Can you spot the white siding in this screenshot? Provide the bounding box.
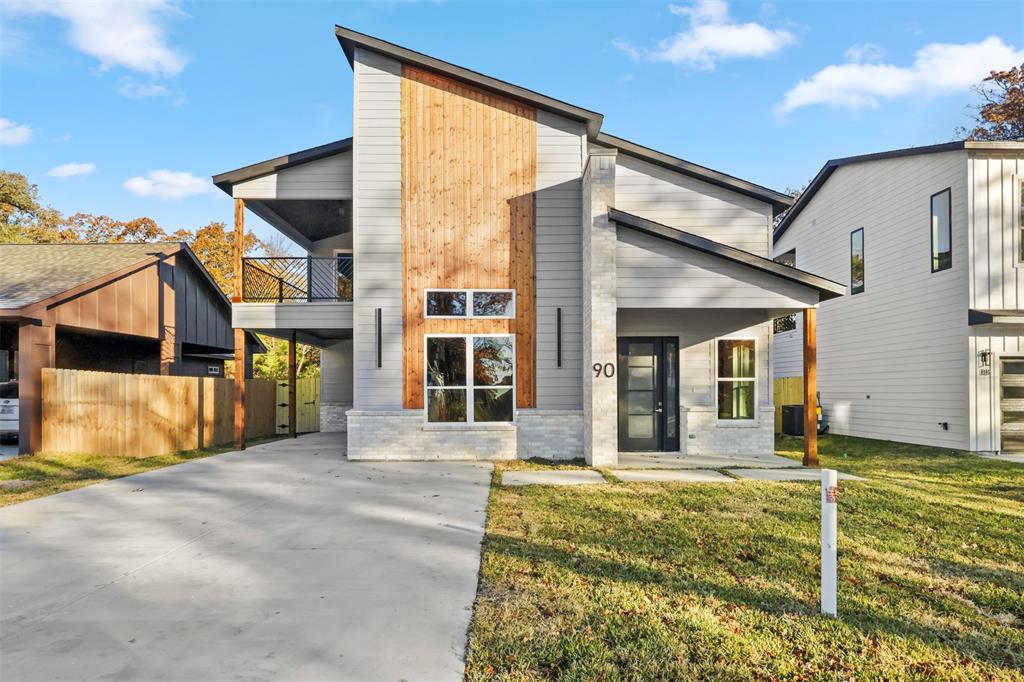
[614,154,773,256]
[309,232,353,257]
[535,110,585,409]
[231,302,353,329]
[351,48,403,409]
[617,229,819,310]
[967,151,1024,310]
[774,151,970,449]
[233,151,353,200]
[321,339,354,404]
[772,316,803,378]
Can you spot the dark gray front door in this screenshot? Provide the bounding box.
[617,337,679,452]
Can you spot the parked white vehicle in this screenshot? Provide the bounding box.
[0,382,18,441]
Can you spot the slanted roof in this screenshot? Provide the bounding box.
[774,140,1024,242]
[0,242,180,309]
[595,133,795,215]
[609,208,845,301]
[334,26,604,137]
[212,138,353,194]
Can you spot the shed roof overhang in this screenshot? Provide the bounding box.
[969,309,1024,326]
[212,139,354,252]
[334,26,604,138]
[609,208,846,303]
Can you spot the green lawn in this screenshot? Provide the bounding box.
[465,435,1024,680]
[0,436,283,506]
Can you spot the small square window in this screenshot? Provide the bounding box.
[426,291,467,317]
[207,365,221,376]
[472,291,514,317]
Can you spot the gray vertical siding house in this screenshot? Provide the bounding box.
[215,26,843,464]
[773,141,1024,453]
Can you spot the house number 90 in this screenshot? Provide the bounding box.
[593,362,615,378]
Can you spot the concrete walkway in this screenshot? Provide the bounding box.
[0,433,492,682]
[615,451,798,469]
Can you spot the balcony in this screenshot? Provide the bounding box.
[242,256,353,303]
[234,256,354,345]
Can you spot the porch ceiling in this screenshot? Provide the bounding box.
[244,199,351,251]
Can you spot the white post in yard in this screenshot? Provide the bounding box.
[821,468,838,616]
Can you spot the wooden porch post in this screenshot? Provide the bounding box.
[233,198,246,450]
[803,307,819,467]
[17,322,55,455]
[288,331,297,439]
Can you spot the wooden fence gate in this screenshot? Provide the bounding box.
[773,377,804,433]
[275,375,320,435]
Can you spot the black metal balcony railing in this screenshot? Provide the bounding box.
[242,256,353,302]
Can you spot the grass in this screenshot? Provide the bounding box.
[0,436,284,506]
[465,434,1024,680]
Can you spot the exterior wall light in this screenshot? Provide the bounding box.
[978,349,992,368]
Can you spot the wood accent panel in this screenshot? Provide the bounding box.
[50,265,160,338]
[401,65,537,409]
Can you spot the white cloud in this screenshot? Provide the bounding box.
[118,79,172,99]
[614,0,796,70]
[0,118,33,145]
[779,36,1024,113]
[123,170,213,200]
[844,43,885,63]
[47,162,95,178]
[7,0,187,77]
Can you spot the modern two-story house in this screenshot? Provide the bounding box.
[774,141,1024,454]
[215,26,844,465]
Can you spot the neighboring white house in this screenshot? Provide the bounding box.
[214,26,843,464]
[774,141,1024,454]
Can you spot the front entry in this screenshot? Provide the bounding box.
[617,337,679,452]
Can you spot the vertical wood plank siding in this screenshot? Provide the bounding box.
[400,65,537,409]
[41,368,277,456]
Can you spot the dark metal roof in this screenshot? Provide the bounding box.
[609,208,846,301]
[212,138,353,194]
[334,25,604,137]
[773,140,1024,242]
[597,133,795,215]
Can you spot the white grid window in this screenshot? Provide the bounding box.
[425,334,515,423]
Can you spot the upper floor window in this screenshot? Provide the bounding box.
[850,228,865,295]
[930,189,952,272]
[425,289,515,318]
[1017,177,1024,264]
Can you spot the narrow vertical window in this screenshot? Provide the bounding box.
[931,188,952,272]
[850,228,865,295]
[717,339,756,420]
[1017,178,1024,264]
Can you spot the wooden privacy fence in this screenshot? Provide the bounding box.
[773,377,804,433]
[275,375,320,435]
[41,368,277,456]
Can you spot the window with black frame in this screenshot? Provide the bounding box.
[931,189,952,272]
[426,335,514,423]
[850,228,865,295]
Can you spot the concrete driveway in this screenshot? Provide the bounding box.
[0,433,493,682]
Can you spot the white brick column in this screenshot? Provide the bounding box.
[581,149,618,466]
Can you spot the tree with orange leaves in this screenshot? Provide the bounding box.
[958,63,1024,142]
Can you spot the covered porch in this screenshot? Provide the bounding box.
[586,207,845,468]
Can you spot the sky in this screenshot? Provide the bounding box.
[1,0,1022,252]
